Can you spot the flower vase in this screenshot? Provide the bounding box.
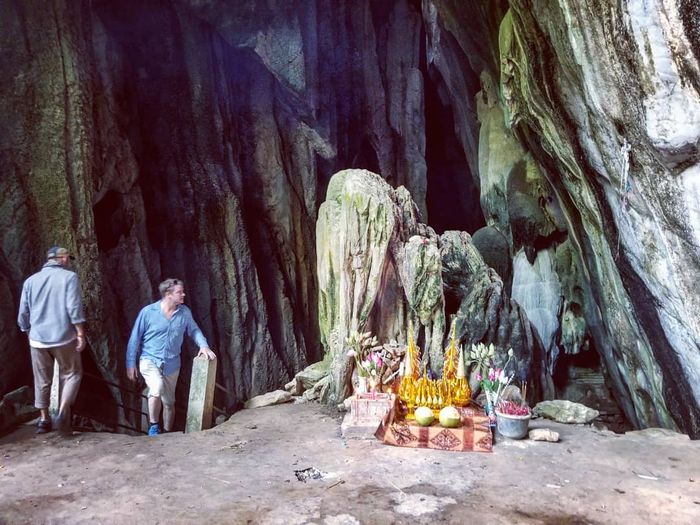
[357,376,368,394]
[485,401,497,430]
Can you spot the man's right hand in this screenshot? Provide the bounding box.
[127,367,139,382]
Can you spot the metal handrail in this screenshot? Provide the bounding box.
[215,382,230,394]
[73,409,146,435]
[83,371,147,399]
[113,402,148,418]
[65,365,224,433]
[76,371,150,432]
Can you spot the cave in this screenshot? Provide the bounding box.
[424,67,485,234]
[1,0,699,447]
[4,1,700,521]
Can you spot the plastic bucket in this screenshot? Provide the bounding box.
[495,411,531,439]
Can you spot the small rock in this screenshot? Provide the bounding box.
[244,390,293,409]
[215,415,227,426]
[529,428,560,442]
[302,388,320,402]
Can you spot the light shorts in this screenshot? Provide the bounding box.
[139,358,180,407]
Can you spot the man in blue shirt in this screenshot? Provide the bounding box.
[18,246,86,435]
[126,278,215,435]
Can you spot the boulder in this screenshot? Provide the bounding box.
[292,361,329,395]
[0,386,38,434]
[534,400,599,424]
[471,226,511,284]
[244,390,293,409]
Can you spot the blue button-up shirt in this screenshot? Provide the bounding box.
[126,301,209,376]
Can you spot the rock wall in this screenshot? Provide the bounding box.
[426,0,700,437]
[0,0,435,419]
[499,0,700,436]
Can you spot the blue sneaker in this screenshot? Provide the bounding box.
[147,423,160,436]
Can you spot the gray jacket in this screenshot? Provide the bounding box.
[17,262,86,345]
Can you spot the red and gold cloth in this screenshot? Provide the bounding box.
[374,404,492,453]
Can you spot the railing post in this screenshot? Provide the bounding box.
[49,363,60,416]
[185,355,217,433]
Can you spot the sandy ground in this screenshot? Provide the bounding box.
[0,402,698,525]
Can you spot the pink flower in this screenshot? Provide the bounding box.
[488,368,496,381]
[347,350,357,357]
[476,373,483,381]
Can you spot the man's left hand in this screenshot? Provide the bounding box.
[197,347,216,360]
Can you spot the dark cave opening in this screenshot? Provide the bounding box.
[93,190,129,252]
[350,135,381,174]
[443,288,462,329]
[553,345,630,432]
[424,73,485,235]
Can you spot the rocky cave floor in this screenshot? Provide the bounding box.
[0,403,698,525]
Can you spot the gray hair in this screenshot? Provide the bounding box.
[159,278,184,298]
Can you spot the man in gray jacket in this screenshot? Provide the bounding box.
[18,246,86,434]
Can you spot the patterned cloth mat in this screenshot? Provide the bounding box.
[374,403,493,452]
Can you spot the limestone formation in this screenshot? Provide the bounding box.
[317,170,540,402]
[317,170,443,403]
[440,230,550,398]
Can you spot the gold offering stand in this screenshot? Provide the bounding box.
[397,322,471,419]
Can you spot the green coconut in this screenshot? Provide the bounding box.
[415,406,435,426]
[439,406,461,428]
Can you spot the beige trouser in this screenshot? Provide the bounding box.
[139,358,179,407]
[31,343,83,410]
